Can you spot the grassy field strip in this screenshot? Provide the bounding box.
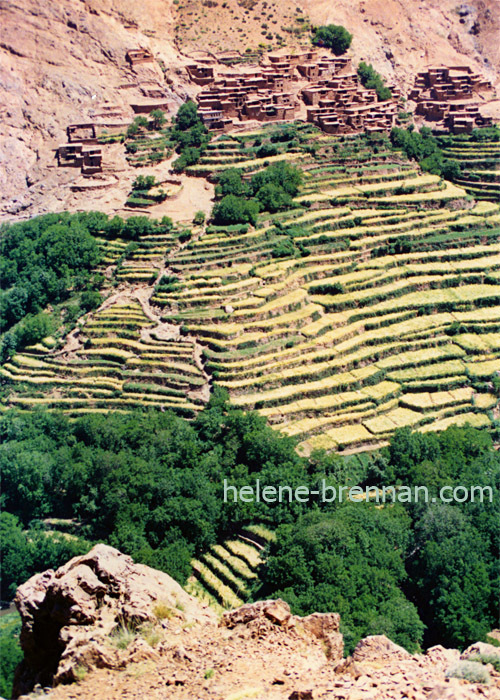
[356,242,500,271]
[465,358,500,377]
[388,359,466,382]
[454,333,500,353]
[371,181,467,204]
[279,405,378,437]
[420,412,491,433]
[191,560,244,608]
[312,274,460,308]
[259,390,376,418]
[400,387,474,411]
[229,365,381,408]
[230,288,308,319]
[295,173,441,203]
[352,284,499,317]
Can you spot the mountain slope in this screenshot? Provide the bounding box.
[1,0,499,218]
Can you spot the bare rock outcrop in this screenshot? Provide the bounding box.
[220,599,344,662]
[13,544,215,698]
[461,641,500,661]
[352,634,412,663]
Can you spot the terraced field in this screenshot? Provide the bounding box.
[438,134,500,202]
[186,525,274,610]
[1,227,208,417]
[164,128,500,452]
[2,126,499,451]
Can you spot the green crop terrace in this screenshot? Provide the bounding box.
[2,125,499,452]
[438,133,500,202]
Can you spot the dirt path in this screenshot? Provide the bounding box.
[50,220,213,404]
[134,283,212,403]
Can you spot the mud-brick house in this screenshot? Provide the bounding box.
[187,64,215,86]
[126,49,154,66]
[67,123,97,144]
[57,143,103,173]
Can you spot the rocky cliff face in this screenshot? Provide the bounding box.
[13,545,500,700]
[13,544,216,696]
[0,0,190,215]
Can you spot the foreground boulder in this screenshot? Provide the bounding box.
[220,599,343,659]
[13,544,215,697]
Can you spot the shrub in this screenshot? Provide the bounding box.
[312,24,352,55]
[256,143,278,158]
[445,661,490,684]
[469,654,500,673]
[109,622,136,650]
[193,211,206,225]
[271,238,295,258]
[132,175,156,191]
[153,602,175,620]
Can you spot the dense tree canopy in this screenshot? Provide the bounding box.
[0,212,173,361]
[211,194,260,225]
[390,127,462,180]
[171,101,210,171]
[0,394,497,655]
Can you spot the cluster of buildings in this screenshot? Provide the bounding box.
[190,50,386,133]
[303,72,400,134]
[409,66,494,133]
[190,49,403,134]
[55,47,497,179]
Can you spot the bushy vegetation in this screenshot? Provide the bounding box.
[260,425,499,652]
[312,24,352,55]
[212,194,260,226]
[0,213,101,334]
[0,393,498,656]
[445,660,491,684]
[391,126,462,180]
[357,62,392,101]
[126,175,168,208]
[212,161,303,223]
[171,101,211,172]
[0,612,22,698]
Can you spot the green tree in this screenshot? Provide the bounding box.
[357,62,392,101]
[312,24,352,55]
[150,109,166,130]
[255,183,292,212]
[216,168,248,197]
[259,505,424,653]
[80,290,102,312]
[175,101,200,131]
[212,195,259,225]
